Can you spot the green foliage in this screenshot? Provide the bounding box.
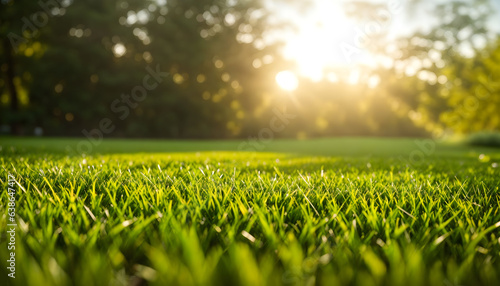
[467,132,500,148]
[438,39,500,133]
[1,0,499,138]
[361,0,499,136]
[1,138,499,285]
[0,0,286,138]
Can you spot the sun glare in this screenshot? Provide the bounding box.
[276,71,299,91]
[278,1,359,80]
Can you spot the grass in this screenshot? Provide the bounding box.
[0,137,499,286]
[2,136,499,156]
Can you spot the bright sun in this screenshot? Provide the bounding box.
[276,71,299,91]
[276,0,359,81]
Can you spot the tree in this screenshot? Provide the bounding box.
[0,0,52,135]
[343,0,499,136]
[0,0,288,139]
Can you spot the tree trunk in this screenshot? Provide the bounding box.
[3,37,21,135]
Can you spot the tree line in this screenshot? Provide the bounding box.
[1,0,498,139]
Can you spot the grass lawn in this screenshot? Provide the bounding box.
[1,137,499,285]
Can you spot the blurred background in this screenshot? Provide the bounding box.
[1,0,499,140]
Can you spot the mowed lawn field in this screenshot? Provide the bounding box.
[1,137,500,286]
